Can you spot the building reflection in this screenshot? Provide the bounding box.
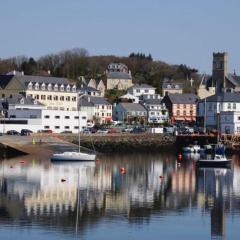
[0,153,239,237]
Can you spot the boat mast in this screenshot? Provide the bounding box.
[78,95,81,153]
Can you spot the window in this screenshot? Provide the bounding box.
[183,110,186,115]
[72,97,76,101]
[177,104,180,109]
[55,126,60,129]
[30,115,37,119]
[66,85,70,92]
[47,95,52,100]
[145,89,149,93]
[64,126,70,129]
[233,103,236,109]
[72,86,76,92]
[136,89,140,93]
[66,96,70,101]
[44,115,50,119]
[48,84,52,91]
[238,117,240,121]
[228,103,231,110]
[183,104,186,108]
[60,85,64,91]
[65,116,70,119]
[55,116,60,119]
[35,95,39,100]
[190,105,193,109]
[237,127,240,133]
[82,116,86,120]
[102,105,104,109]
[74,116,79,119]
[54,84,58,91]
[74,126,79,129]
[54,96,58,101]
[41,83,46,91]
[190,110,193,116]
[102,113,104,116]
[35,83,39,90]
[41,95,46,100]
[176,110,180,116]
[60,96,64,101]
[44,126,50,129]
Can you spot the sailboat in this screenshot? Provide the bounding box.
[51,95,96,161]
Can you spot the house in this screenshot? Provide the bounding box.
[220,111,240,134]
[140,94,169,124]
[106,63,133,90]
[113,102,147,124]
[127,84,155,98]
[162,93,198,123]
[162,81,183,96]
[81,96,112,124]
[79,86,101,97]
[0,94,87,133]
[0,71,78,111]
[119,93,139,103]
[80,77,105,96]
[198,92,240,130]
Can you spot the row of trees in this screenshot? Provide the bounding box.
[0,48,199,93]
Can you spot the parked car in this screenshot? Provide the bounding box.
[122,126,134,132]
[107,128,118,134]
[131,127,146,133]
[6,130,20,135]
[82,128,92,134]
[38,129,53,134]
[97,129,108,134]
[21,129,33,136]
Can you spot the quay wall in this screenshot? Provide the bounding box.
[60,133,176,153]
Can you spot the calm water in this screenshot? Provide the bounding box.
[0,151,240,240]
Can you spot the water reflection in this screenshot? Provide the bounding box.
[0,153,239,239]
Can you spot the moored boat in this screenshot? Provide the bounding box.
[196,154,231,167]
[51,151,96,161]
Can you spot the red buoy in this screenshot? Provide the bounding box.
[178,154,182,160]
[159,175,164,179]
[120,167,126,174]
[20,160,26,164]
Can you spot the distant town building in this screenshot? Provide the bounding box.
[162,81,183,96]
[0,94,87,133]
[113,102,147,124]
[106,63,133,90]
[140,94,169,123]
[79,86,101,97]
[162,93,198,123]
[80,77,105,96]
[81,96,112,124]
[198,52,240,98]
[127,84,155,98]
[0,72,78,111]
[119,93,139,103]
[198,92,240,133]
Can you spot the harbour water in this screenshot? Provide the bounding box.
[0,151,239,239]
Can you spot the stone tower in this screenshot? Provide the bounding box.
[212,52,228,93]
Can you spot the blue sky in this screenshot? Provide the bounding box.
[1,0,240,73]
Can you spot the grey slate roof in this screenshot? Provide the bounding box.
[167,93,198,104]
[79,86,100,92]
[6,94,43,106]
[142,98,162,105]
[106,72,131,80]
[226,74,240,86]
[119,103,147,112]
[81,96,111,107]
[0,75,14,89]
[200,92,240,103]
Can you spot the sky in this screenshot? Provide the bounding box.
[0,0,240,73]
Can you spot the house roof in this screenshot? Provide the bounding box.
[167,93,198,104]
[200,92,240,103]
[81,96,111,107]
[80,86,100,93]
[142,98,162,105]
[119,103,147,112]
[131,84,155,89]
[0,74,70,89]
[106,71,131,80]
[226,73,240,86]
[6,94,43,106]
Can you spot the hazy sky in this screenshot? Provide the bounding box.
[1,0,240,73]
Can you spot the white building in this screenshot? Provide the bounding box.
[220,111,240,134]
[127,84,155,98]
[81,95,112,124]
[0,94,87,133]
[140,94,169,124]
[198,92,240,133]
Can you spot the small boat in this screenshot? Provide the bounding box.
[196,154,231,168]
[51,151,96,161]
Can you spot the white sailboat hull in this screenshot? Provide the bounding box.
[51,152,96,161]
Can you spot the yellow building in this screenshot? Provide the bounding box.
[0,72,78,111]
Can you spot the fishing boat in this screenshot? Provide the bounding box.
[196,154,231,167]
[51,95,96,162]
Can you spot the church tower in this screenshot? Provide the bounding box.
[212,52,228,93]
